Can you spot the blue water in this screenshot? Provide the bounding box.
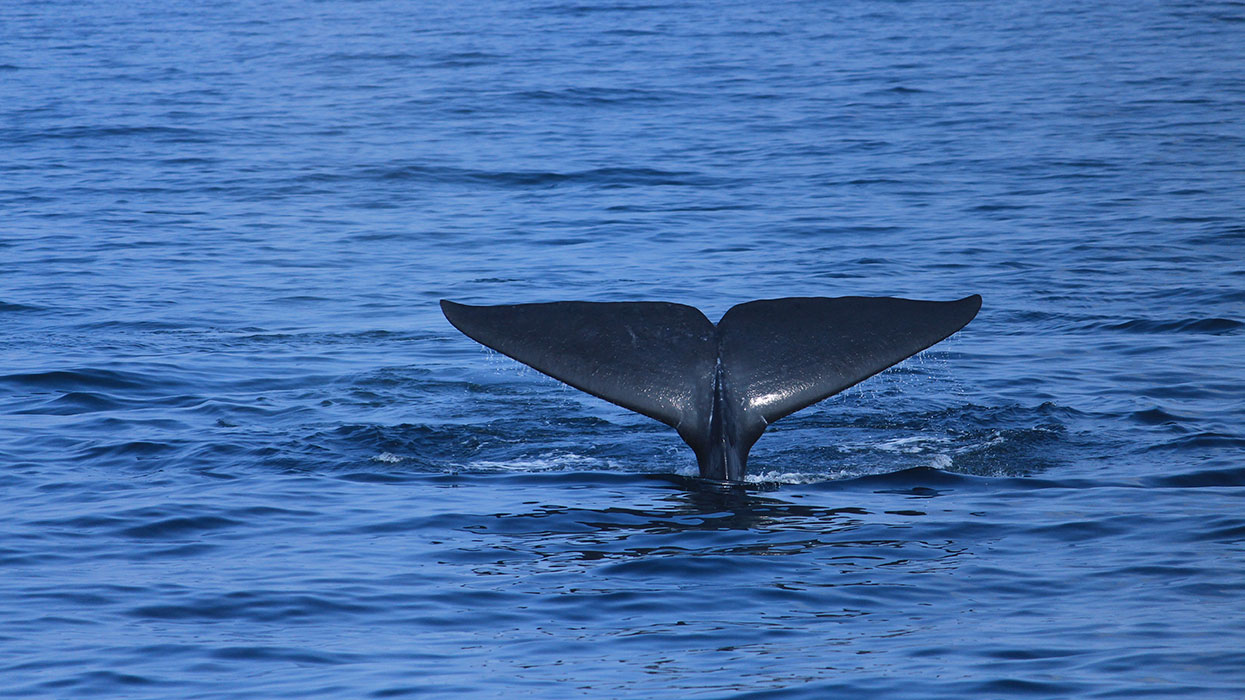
[3,0,1244,697]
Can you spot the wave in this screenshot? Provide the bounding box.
[1149,465,1245,488]
[0,124,216,145]
[0,368,153,391]
[1091,317,1242,334]
[1147,432,1245,452]
[1129,407,1193,425]
[342,164,730,189]
[0,301,46,313]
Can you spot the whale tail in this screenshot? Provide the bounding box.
[441,295,981,481]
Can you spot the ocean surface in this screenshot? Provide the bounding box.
[2,0,1244,697]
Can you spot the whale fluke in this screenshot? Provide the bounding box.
[440,300,718,449]
[441,295,981,481]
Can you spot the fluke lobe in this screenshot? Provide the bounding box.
[441,295,981,482]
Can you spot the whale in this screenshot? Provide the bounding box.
[441,295,981,482]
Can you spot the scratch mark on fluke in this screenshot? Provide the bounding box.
[440,295,981,481]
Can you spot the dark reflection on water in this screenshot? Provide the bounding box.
[449,474,968,588]
[486,483,871,539]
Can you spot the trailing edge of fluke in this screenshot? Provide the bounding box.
[441,295,981,482]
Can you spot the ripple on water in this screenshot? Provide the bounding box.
[2,0,1244,697]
